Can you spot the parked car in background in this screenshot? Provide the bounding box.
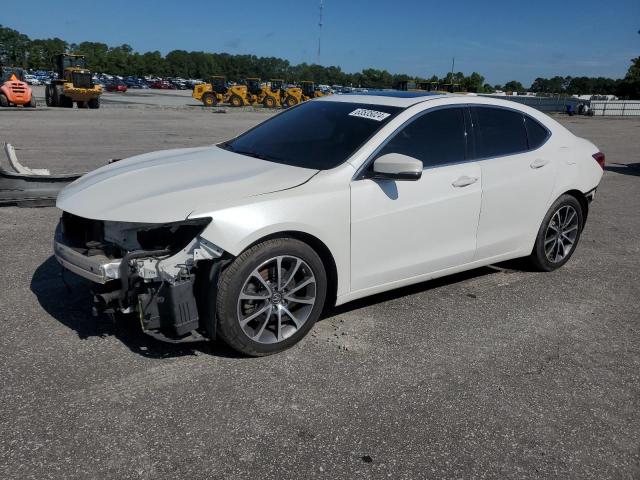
[24,74,42,85]
[150,80,176,90]
[53,93,604,356]
[105,81,128,93]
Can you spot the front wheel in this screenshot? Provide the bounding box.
[202,92,216,107]
[213,238,327,356]
[263,95,277,108]
[229,94,243,107]
[529,194,584,271]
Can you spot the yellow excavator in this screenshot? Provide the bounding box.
[45,54,102,108]
[193,76,252,107]
[282,81,327,107]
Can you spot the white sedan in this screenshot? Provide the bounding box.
[54,93,604,355]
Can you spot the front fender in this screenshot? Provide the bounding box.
[192,183,351,296]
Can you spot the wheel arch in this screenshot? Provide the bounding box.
[243,230,339,309]
[562,189,589,225]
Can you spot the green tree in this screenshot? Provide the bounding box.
[0,25,31,65]
[504,80,525,92]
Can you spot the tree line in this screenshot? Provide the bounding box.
[1,24,638,97]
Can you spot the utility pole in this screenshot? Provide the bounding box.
[451,57,455,78]
[317,0,324,64]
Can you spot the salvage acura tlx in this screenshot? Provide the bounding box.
[54,93,604,355]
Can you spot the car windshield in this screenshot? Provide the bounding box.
[220,101,403,170]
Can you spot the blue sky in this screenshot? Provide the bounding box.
[3,0,639,85]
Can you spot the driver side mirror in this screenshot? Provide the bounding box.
[371,153,423,181]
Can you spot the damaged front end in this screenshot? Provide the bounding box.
[54,212,224,342]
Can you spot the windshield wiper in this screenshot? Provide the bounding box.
[232,149,281,162]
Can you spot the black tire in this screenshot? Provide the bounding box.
[76,101,88,108]
[229,94,243,107]
[60,95,73,108]
[263,95,277,108]
[213,238,327,356]
[0,93,8,107]
[88,97,100,109]
[202,92,216,107]
[529,194,584,272]
[284,96,297,108]
[46,85,59,107]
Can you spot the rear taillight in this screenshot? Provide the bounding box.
[593,152,605,169]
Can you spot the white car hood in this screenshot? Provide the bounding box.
[56,146,317,222]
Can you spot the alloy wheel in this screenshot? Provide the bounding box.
[236,255,317,344]
[544,205,579,263]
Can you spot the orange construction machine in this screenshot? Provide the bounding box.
[0,67,36,108]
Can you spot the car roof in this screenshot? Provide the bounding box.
[317,91,451,108]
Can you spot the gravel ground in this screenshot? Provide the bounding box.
[0,95,638,479]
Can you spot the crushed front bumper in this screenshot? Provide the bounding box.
[53,218,222,341]
[54,228,121,283]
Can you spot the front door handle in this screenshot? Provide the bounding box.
[530,158,549,169]
[452,176,478,188]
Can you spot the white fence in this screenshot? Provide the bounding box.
[590,101,640,116]
[479,95,580,113]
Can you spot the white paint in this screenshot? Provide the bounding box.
[56,94,604,307]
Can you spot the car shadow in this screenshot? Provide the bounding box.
[322,262,520,319]
[33,255,532,358]
[605,162,640,177]
[30,256,241,359]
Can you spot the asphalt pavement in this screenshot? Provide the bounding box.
[0,99,638,479]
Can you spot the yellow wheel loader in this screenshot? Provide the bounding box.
[45,54,102,109]
[193,76,253,107]
[282,81,327,108]
[244,78,284,108]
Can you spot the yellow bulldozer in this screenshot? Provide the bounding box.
[193,76,253,107]
[45,54,102,108]
[282,81,327,108]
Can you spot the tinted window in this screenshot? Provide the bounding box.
[221,101,401,170]
[376,108,466,167]
[524,116,549,149]
[472,107,528,158]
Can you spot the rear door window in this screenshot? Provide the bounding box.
[376,107,467,168]
[471,107,528,158]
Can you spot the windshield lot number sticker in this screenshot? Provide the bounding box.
[349,108,391,121]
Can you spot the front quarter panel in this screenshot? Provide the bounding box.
[191,169,352,297]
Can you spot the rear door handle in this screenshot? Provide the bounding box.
[452,176,479,188]
[530,158,549,169]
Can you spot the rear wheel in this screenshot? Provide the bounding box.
[263,95,277,108]
[284,96,298,108]
[0,93,8,107]
[529,194,584,271]
[46,85,58,107]
[202,92,216,107]
[213,238,327,356]
[88,97,100,109]
[60,95,73,108]
[229,94,243,107]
